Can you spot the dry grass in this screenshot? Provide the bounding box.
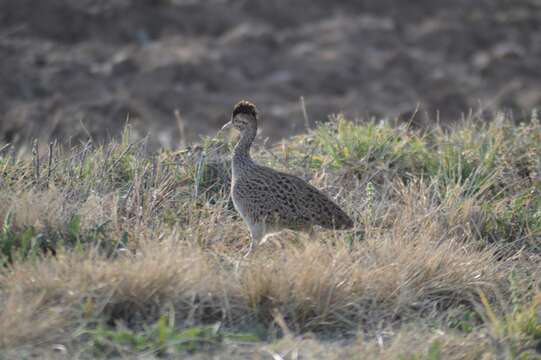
[0,229,512,356]
[0,115,540,358]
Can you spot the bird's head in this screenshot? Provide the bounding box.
[221,100,258,133]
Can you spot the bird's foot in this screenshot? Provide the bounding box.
[243,239,255,258]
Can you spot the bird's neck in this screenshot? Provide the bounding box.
[232,125,256,174]
[233,125,256,160]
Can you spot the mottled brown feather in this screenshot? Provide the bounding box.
[225,100,353,254]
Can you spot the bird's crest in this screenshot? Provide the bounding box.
[232,100,258,118]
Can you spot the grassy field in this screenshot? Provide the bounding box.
[0,112,540,359]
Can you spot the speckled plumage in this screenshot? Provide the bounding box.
[223,100,353,255]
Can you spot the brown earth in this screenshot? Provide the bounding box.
[0,0,540,148]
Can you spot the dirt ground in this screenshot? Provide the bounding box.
[1,0,540,148]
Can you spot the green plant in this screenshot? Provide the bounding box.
[478,289,541,358]
[398,340,443,360]
[0,212,42,265]
[84,316,260,357]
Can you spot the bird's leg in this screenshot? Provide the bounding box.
[306,226,315,239]
[244,236,255,258]
[245,224,264,258]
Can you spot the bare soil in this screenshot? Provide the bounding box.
[1,0,540,147]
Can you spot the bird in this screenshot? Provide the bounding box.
[220,100,353,256]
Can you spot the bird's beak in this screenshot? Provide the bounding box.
[219,120,233,134]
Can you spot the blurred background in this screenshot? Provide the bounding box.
[0,0,540,148]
